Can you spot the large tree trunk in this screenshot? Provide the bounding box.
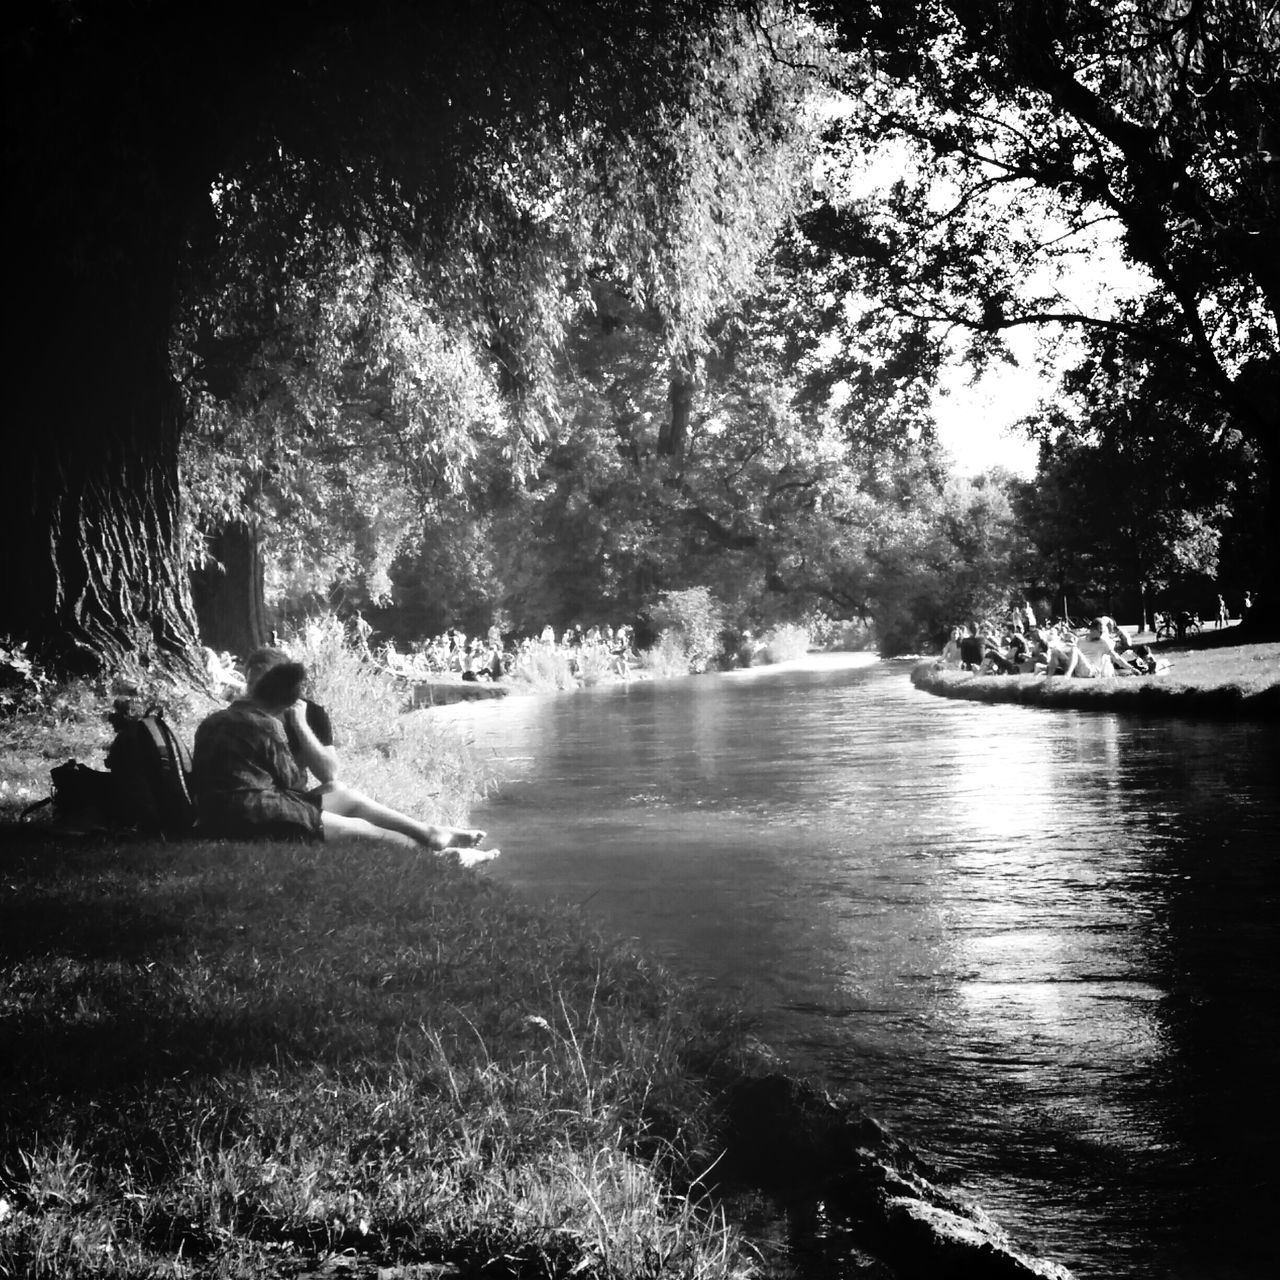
[191,522,270,659]
[1232,357,1280,634]
[5,237,200,678]
[3,6,215,680]
[658,365,694,464]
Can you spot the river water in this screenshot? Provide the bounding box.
[443,656,1279,1279]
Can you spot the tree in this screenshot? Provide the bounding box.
[1012,326,1257,619]
[805,0,1279,618]
[5,0,805,675]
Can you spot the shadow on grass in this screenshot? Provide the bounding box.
[0,837,455,1109]
[1150,619,1280,653]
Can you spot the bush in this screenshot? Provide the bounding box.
[650,589,723,674]
[0,639,51,716]
[638,631,691,678]
[759,624,810,664]
[509,644,578,692]
[573,643,615,688]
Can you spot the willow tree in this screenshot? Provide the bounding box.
[4,0,797,675]
[172,1,820,655]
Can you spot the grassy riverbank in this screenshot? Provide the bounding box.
[2,634,756,1278]
[912,633,1280,718]
[0,833,757,1280]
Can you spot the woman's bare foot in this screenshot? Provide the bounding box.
[425,826,487,851]
[454,846,500,868]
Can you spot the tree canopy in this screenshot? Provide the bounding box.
[4,0,817,673]
[799,0,1278,615]
[8,0,1277,677]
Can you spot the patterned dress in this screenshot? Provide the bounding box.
[192,700,323,839]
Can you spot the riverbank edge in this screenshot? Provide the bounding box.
[0,827,1071,1280]
[909,661,1280,719]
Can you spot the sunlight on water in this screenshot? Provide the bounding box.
[450,661,1280,1280]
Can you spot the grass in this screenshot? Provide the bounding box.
[0,838,753,1280]
[912,632,1280,718]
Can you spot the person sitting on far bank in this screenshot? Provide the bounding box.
[1096,615,1132,651]
[1124,643,1159,676]
[1060,618,1141,679]
[197,649,497,863]
[958,625,987,671]
[936,626,964,669]
[1041,626,1075,676]
[977,634,1019,675]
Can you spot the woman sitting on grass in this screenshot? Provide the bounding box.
[1059,618,1142,679]
[192,658,498,864]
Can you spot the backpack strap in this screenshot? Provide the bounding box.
[20,795,53,820]
[140,708,196,834]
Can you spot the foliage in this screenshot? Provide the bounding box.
[7,0,831,676]
[176,2,824,626]
[1011,316,1264,612]
[759,624,811,663]
[180,246,516,608]
[0,641,52,718]
[639,633,695,680]
[800,0,1279,603]
[649,589,727,674]
[509,645,580,693]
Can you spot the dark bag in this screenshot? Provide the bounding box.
[20,759,117,827]
[104,707,196,837]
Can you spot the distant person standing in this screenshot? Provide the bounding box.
[353,610,373,655]
[1216,593,1229,629]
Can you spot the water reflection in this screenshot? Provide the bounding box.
[449,661,1280,1279]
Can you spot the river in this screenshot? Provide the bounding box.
[440,655,1280,1279]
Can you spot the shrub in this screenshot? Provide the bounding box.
[759,624,810,664]
[573,643,615,688]
[650,589,723,674]
[638,631,691,678]
[0,639,51,716]
[510,644,578,692]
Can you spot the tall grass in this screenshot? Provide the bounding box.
[637,633,691,680]
[508,645,578,692]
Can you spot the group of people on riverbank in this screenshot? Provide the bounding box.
[375,622,638,685]
[936,615,1166,679]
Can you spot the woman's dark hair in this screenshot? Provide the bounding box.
[252,660,308,708]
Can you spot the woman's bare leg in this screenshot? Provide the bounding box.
[321,810,417,847]
[319,782,487,850]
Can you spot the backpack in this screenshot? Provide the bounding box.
[22,707,196,838]
[104,707,197,837]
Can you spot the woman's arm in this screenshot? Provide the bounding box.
[283,701,339,783]
[1061,642,1079,678]
[1103,637,1139,675]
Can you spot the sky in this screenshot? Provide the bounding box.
[932,347,1044,479]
